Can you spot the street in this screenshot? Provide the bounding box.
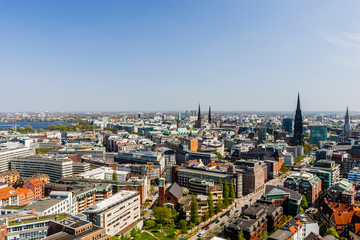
[190,176,287,240]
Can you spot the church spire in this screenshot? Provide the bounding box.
[296,92,301,110]
[208,106,212,124]
[291,93,304,146]
[344,107,351,138]
[196,104,202,129]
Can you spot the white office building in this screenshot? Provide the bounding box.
[10,155,73,182]
[0,147,35,172]
[85,191,140,236]
[28,191,77,216]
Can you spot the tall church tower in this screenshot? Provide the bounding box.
[196,104,202,129]
[344,107,351,138]
[291,93,304,146]
[177,112,182,128]
[208,106,212,124]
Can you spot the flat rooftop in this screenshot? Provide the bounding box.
[85,190,137,213]
[26,198,64,212]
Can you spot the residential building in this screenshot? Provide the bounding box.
[259,185,302,216]
[73,183,113,213]
[0,171,19,184]
[284,172,322,204]
[235,160,265,195]
[312,160,340,187]
[224,205,268,240]
[10,155,73,182]
[0,185,18,207]
[319,198,360,239]
[85,191,140,236]
[269,212,319,240]
[302,167,332,191]
[17,188,34,206]
[348,167,360,183]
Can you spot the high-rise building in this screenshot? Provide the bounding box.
[291,93,304,146]
[282,118,293,134]
[344,107,351,138]
[196,104,201,129]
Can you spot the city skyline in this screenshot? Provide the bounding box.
[1,0,360,112]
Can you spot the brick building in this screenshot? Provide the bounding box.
[284,172,322,204]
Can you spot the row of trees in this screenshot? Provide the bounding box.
[189,178,236,227]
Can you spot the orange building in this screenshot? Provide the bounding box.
[0,171,19,184]
[15,174,49,199]
[0,186,19,207]
[17,188,35,206]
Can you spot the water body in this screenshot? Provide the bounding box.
[0,122,74,130]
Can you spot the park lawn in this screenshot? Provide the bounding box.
[149,227,177,240]
[138,232,157,240]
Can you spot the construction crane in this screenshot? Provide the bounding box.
[145,163,160,199]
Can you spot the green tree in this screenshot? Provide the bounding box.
[119,233,131,240]
[215,197,223,214]
[223,181,229,208]
[259,231,269,239]
[301,195,308,210]
[145,219,156,229]
[207,188,214,217]
[303,142,312,154]
[238,230,246,240]
[113,170,118,181]
[38,128,44,133]
[179,219,188,233]
[48,124,56,130]
[219,177,223,187]
[324,227,340,238]
[230,181,235,204]
[280,162,289,175]
[152,206,176,226]
[150,185,155,194]
[214,151,224,160]
[130,227,141,239]
[190,194,199,225]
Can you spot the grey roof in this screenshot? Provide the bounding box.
[26,199,63,212]
[264,185,302,202]
[269,229,294,240]
[167,182,183,200]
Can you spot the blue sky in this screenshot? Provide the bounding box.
[0,0,359,112]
